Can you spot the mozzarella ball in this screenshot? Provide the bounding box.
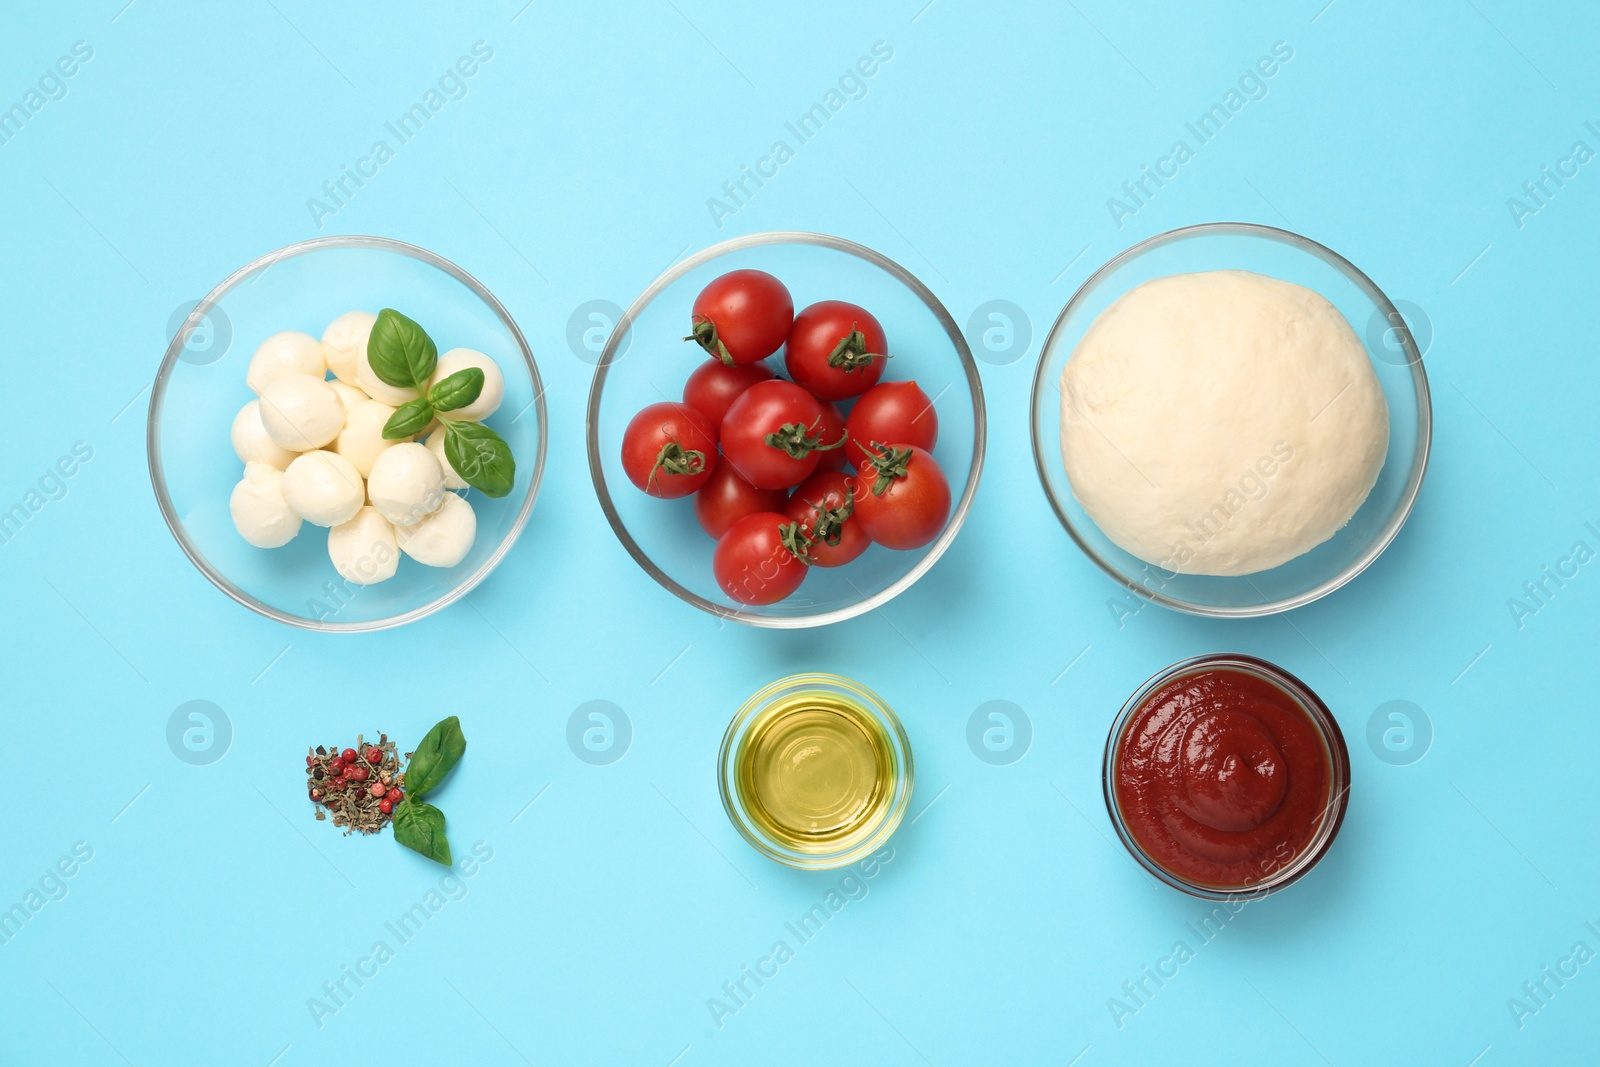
[259,373,346,452]
[367,442,445,527]
[328,506,400,585]
[430,348,505,422]
[322,311,377,387]
[230,462,302,548]
[281,450,365,527]
[425,429,468,489]
[330,380,368,418]
[336,399,400,478]
[397,493,476,568]
[231,400,296,470]
[246,331,326,394]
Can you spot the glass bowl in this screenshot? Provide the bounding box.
[1031,223,1431,616]
[1102,653,1351,900]
[719,673,913,870]
[148,236,548,632]
[587,232,986,628]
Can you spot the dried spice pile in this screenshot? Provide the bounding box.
[306,734,407,835]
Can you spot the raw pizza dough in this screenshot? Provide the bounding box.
[1059,270,1388,576]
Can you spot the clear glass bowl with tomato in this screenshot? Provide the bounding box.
[586,232,986,628]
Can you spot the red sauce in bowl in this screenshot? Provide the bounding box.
[1109,660,1347,893]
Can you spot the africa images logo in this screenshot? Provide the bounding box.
[1104,41,1294,229]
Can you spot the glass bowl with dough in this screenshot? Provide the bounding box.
[149,236,548,631]
[1030,223,1430,617]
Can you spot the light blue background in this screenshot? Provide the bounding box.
[1,1,1596,1064]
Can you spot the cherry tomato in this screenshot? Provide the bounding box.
[688,269,793,365]
[785,300,888,401]
[682,358,775,428]
[844,380,939,469]
[854,444,950,550]
[620,401,718,499]
[813,402,849,472]
[713,511,809,605]
[720,380,844,490]
[784,471,870,568]
[694,463,789,540]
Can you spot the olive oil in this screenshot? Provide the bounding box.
[733,688,896,854]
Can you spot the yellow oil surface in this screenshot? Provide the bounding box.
[735,691,894,852]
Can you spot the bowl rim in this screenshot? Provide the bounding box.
[146,234,549,633]
[717,671,914,870]
[586,230,987,628]
[1030,221,1433,618]
[1100,652,1352,900]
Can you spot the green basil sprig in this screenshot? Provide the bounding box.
[383,397,435,441]
[392,715,466,866]
[368,308,437,391]
[443,421,516,498]
[392,800,451,866]
[365,310,516,497]
[404,715,466,797]
[428,367,484,413]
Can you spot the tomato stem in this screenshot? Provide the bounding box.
[778,520,816,566]
[864,442,913,496]
[763,420,847,460]
[686,317,733,365]
[825,324,885,372]
[648,438,708,493]
[799,483,855,547]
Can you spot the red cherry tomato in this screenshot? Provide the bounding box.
[843,380,939,469]
[720,380,844,490]
[688,269,793,365]
[784,471,870,568]
[713,511,809,605]
[682,358,775,428]
[784,300,889,401]
[813,402,849,472]
[694,463,789,540]
[854,444,951,550]
[620,401,718,499]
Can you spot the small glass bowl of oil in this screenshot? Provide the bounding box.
[719,673,914,870]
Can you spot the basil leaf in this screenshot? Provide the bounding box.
[383,397,435,440]
[404,715,466,799]
[428,368,484,413]
[367,308,437,390]
[443,421,516,498]
[392,799,452,866]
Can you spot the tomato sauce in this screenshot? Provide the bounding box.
[1112,664,1340,890]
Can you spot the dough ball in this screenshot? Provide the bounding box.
[330,380,369,418]
[397,493,476,568]
[322,311,377,387]
[1059,270,1389,576]
[281,449,365,528]
[259,373,346,452]
[367,442,445,527]
[336,399,400,479]
[430,348,505,422]
[425,429,467,489]
[230,462,302,548]
[328,506,399,585]
[231,400,296,470]
[246,331,326,394]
